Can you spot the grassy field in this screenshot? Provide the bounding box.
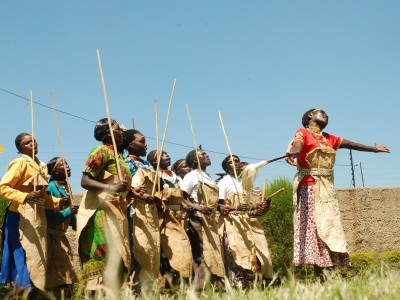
[1,266,399,299]
[87,267,400,300]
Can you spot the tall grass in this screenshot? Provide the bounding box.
[88,267,400,299]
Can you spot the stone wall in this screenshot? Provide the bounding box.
[337,187,400,253]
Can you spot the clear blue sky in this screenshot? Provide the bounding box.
[1,1,399,193]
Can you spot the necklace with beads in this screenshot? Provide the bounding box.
[307,125,327,145]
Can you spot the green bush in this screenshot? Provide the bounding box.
[258,178,400,281]
[259,177,294,278]
[339,251,400,278]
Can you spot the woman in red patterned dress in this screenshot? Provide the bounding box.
[286,108,390,278]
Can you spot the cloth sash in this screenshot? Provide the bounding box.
[292,146,348,253]
[196,182,224,278]
[218,192,256,271]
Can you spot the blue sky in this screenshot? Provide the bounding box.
[1,1,399,193]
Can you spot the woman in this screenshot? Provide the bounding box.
[218,155,273,287]
[171,159,191,182]
[0,133,67,295]
[147,150,192,285]
[76,118,131,292]
[180,149,224,289]
[120,129,164,289]
[45,157,78,291]
[286,108,390,277]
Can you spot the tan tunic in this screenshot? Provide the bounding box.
[292,146,348,253]
[130,169,160,283]
[196,182,225,278]
[158,188,192,278]
[218,192,256,272]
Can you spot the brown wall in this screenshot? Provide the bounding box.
[68,187,400,273]
[337,187,400,253]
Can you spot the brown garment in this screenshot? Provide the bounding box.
[158,188,192,278]
[195,182,224,279]
[46,229,77,289]
[19,201,48,291]
[130,169,160,285]
[218,193,256,272]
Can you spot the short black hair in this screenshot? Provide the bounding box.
[118,128,141,152]
[221,155,239,172]
[185,149,200,169]
[94,118,117,142]
[15,133,31,152]
[302,108,316,128]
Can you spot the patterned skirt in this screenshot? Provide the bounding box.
[293,185,350,267]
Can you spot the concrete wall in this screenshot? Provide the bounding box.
[337,187,400,253]
[67,187,400,273]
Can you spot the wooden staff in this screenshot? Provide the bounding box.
[30,90,37,219]
[50,92,73,230]
[266,187,285,199]
[186,104,209,205]
[218,111,242,205]
[96,48,122,182]
[50,93,73,198]
[154,100,160,195]
[152,79,176,196]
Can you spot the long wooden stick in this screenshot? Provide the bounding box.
[218,112,239,182]
[96,48,122,182]
[153,100,160,195]
[218,111,241,205]
[186,104,209,205]
[30,90,37,219]
[152,79,176,196]
[50,92,73,199]
[266,187,285,199]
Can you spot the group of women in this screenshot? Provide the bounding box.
[0,108,390,298]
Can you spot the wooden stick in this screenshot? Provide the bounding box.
[218,111,241,205]
[266,187,285,199]
[152,79,176,196]
[186,104,209,205]
[30,90,37,219]
[50,92,73,199]
[96,48,122,182]
[50,92,73,231]
[153,100,160,196]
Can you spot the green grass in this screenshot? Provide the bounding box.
[85,266,400,299]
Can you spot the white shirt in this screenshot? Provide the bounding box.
[218,174,243,200]
[180,169,216,217]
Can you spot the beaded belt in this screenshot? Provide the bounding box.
[47,227,66,237]
[299,168,333,176]
[167,204,181,211]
